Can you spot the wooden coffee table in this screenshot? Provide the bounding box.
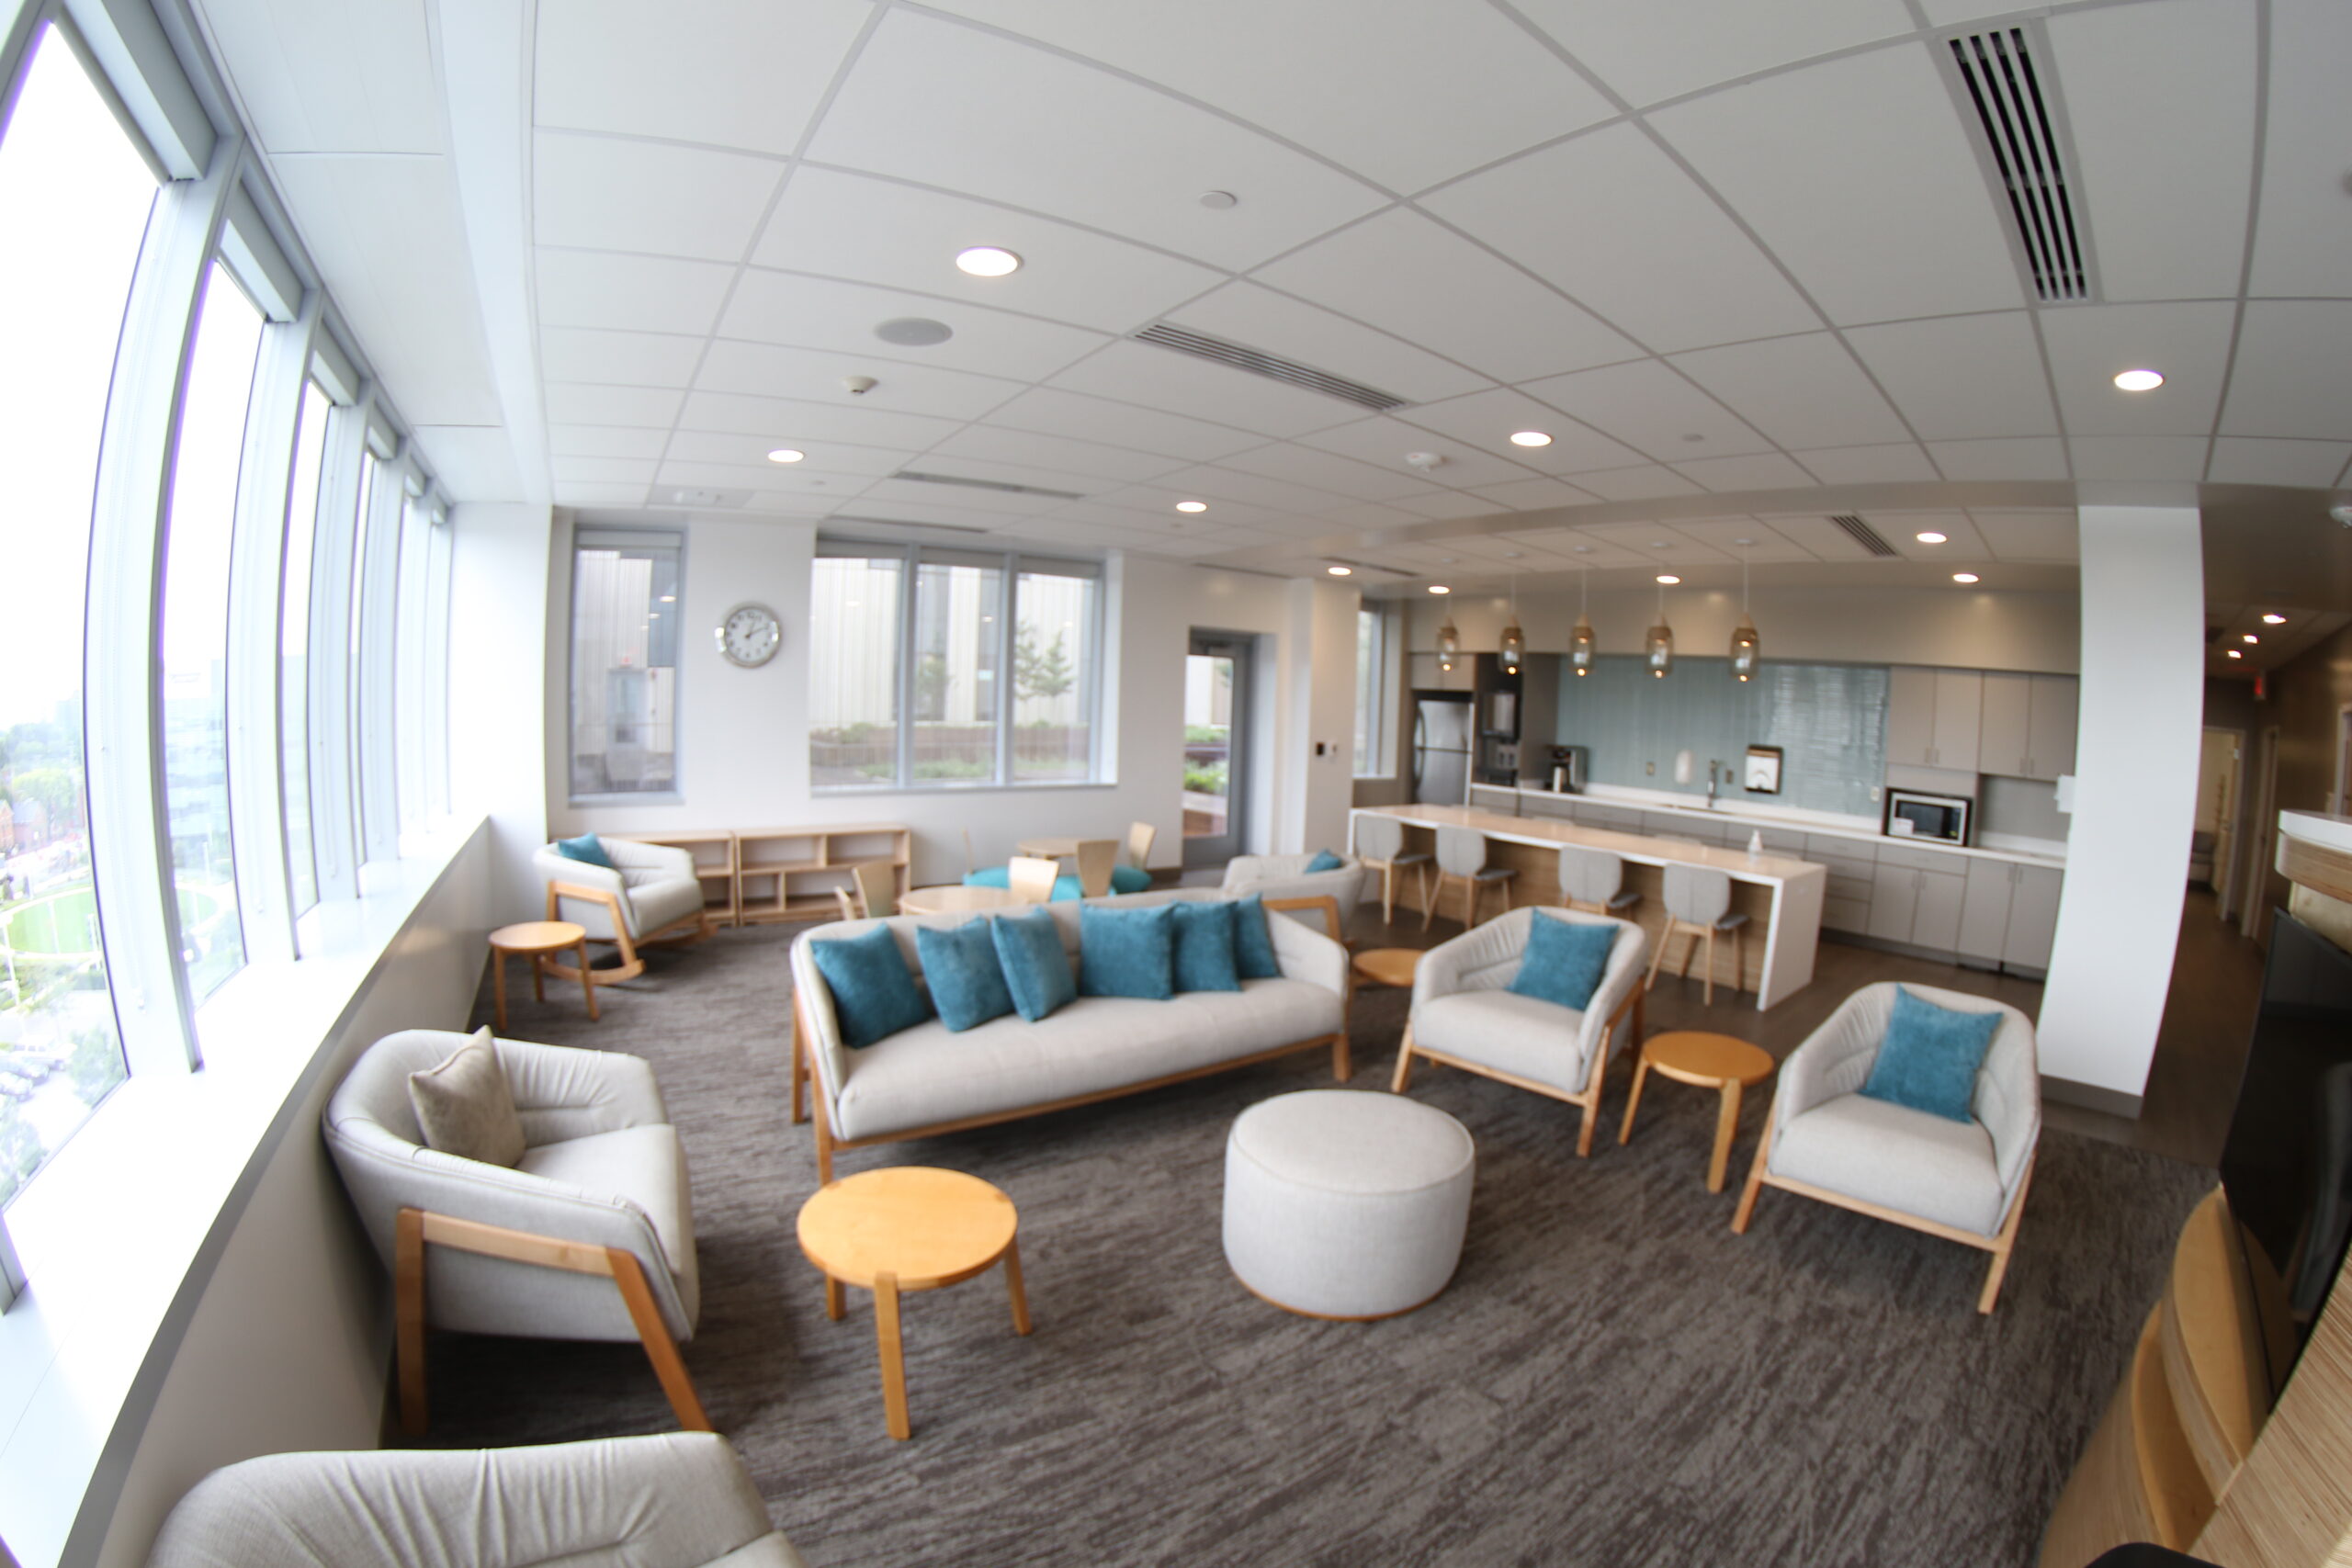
[1351,947,1422,989]
[1618,1031,1776,1193]
[897,884,1024,917]
[487,920,596,1032]
[796,1167,1032,1440]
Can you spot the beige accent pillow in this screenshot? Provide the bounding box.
[407,1027,526,1168]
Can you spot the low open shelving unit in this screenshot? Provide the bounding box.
[613,825,911,927]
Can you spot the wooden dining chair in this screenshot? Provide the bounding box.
[1008,855,1061,904]
[1125,821,1157,872]
[831,861,898,922]
[1075,839,1119,897]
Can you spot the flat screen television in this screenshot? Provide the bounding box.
[2217,908,2352,1395]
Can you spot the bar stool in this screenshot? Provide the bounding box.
[1429,826,1516,931]
[1559,846,1642,919]
[1645,863,1750,1004]
[1355,815,1433,925]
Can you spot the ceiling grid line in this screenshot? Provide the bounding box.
[2198,0,2273,488]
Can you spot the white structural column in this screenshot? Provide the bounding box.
[2036,502,2204,1111]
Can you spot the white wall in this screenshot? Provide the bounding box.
[448,502,553,916]
[546,517,1364,886]
[2035,504,2204,1108]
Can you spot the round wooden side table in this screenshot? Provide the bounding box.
[796,1167,1031,1440]
[1618,1031,1776,1193]
[487,919,596,1032]
[897,884,1025,917]
[1351,947,1423,990]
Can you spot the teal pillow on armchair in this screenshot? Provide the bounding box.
[1859,987,2003,1122]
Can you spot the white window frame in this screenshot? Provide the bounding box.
[1353,603,1393,780]
[565,525,687,807]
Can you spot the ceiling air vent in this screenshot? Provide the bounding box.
[654,487,751,508]
[891,470,1087,501]
[1949,28,2089,303]
[1827,513,1900,558]
[1133,322,1409,412]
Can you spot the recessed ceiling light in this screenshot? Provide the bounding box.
[2263,613,2288,624]
[1655,574,1681,585]
[2226,649,2244,660]
[1428,584,1451,594]
[1327,565,1352,576]
[2243,634,2259,644]
[1175,501,1207,513]
[1510,431,1552,447]
[1916,531,1948,544]
[1952,572,1981,584]
[2113,368,2165,391]
[955,245,1022,277]
[766,447,805,464]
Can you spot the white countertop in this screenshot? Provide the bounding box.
[1354,803,1826,885]
[2279,810,2352,855]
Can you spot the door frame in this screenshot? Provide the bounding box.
[1182,631,1253,869]
[2242,725,2280,942]
[2201,725,2245,915]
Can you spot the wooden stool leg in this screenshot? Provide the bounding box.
[1732,1103,1776,1233]
[492,950,509,1033]
[789,1023,808,1125]
[1644,923,1671,992]
[1003,1237,1033,1336]
[874,1270,910,1440]
[1619,1057,1652,1145]
[533,952,547,1003]
[1390,1025,1418,1093]
[1380,863,1395,924]
[577,941,599,1021]
[394,1208,428,1436]
[1699,927,1717,1006]
[825,1272,844,1321]
[1707,1080,1743,1193]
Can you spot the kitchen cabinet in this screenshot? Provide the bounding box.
[1930,671,1982,773]
[1409,652,1471,692]
[1912,863,1966,950]
[2005,864,2064,969]
[1885,668,1981,770]
[2026,676,2077,780]
[1976,672,2077,781]
[1868,861,1919,942]
[1869,844,1966,949]
[1959,856,2016,962]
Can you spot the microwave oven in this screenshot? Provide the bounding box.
[1883,789,1972,845]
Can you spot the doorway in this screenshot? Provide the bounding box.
[2195,728,2243,908]
[1182,633,1251,868]
[2240,726,2280,942]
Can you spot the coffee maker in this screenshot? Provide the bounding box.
[1546,746,1587,794]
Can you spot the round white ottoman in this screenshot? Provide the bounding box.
[1223,1089,1476,1320]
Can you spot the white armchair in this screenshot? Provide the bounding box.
[323,1029,706,1433]
[147,1433,802,1568]
[1732,982,2041,1313]
[1221,852,1366,931]
[1390,908,1649,1156]
[533,838,713,989]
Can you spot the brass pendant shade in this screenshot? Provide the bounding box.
[1498,616,1525,674]
[1730,615,1760,682]
[1437,616,1460,672]
[1569,614,1596,675]
[1646,578,1673,676]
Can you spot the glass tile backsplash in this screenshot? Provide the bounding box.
[1557,655,1888,817]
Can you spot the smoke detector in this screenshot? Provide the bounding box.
[1404,452,1445,473]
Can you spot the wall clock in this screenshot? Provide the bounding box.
[717,602,783,668]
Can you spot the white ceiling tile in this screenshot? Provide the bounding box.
[1282,502,1423,531]
[1925,437,2071,480]
[1870,511,1988,560]
[1518,359,1773,457]
[854,477,1057,516]
[1046,340,1366,438]
[2048,0,2256,303]
[929,426,1186,483]
[540,328,707,389]
[2207,438,2352,490]
[204,0,443,153]
[1216,444,1435,502]
[1385,492,1519,522]
[750,167,1223,334]
[542,382,684,428]
[982,388,1265,462]
[1078,486,1293,530]
[1513,0,1913,107]
[1843,313,2058,440]
[554,480,654,508]
[894,455,1108,497]
[1299,414,1549,488]
[534,0,869,153]
[697,339,1023,422]
[1650,48,2025,325]
[2066,435,2211,483]
[548,423,671,460]
[664,432,912,476]
[1668,333,1911,449]
[534,133,780,261]
[1252,209,1639,383]
[1671,452,1820,492]
[1971,510,2079,561]
[675,390,965,449]
[1567,465,1709,501]
[2038,302,2236,436]
[1424,124,1821,355]
[2220,302,2352,441]
[1496,529,1657,569]
[2248,0,2352,297]
[1136,465,1341,514]
[739,492,847,518]
[1792,444,1940,483]
[1579,522,1733,565]
[720,270,1106,381]
[1393,390,1645,473]
[916,0,1613,193]
[1917,0,2043,21]
[652,460,877,497]
[1166,282,1490,404]
[550,454,660,485]
[808,10,1385,271]
[536,250,737,336]
[1668,519,1819,563]
[272,156,503,424]
[826,494,1025,529]
[409,424,525,502]
[1468,478,1603,511]
[1759,514,1878,560]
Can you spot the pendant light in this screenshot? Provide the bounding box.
[1568,558,1596,676]
[1729,538,1760,682]
[1498,563,1525,676]
[1645,576,1674,677]
[1437,614,1461,673]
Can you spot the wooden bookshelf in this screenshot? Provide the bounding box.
[593,825,910,926]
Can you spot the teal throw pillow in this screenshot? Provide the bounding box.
[1859,987,2003,1122]
[1507,911,1617,1012]
[1305,849,1344,874]
[964,865,1012,889]
[1230,893,1281,981]
[1109,863,1153,895]
[1171,900,1240,992]
[553,832,614,870]
[991,907,1077,1021]
[963,864,1093,900]
[808,926,933,1049]
[1079,904,1177,1000]
[915,919,1015,1032]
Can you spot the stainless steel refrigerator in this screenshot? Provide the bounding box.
[1411,693,1474,805]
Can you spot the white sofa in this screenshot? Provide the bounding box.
[789,888,1352,1182]
[1219,852,1367,931]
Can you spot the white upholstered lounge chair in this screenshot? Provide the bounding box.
[1220,852,1367,929]
[532,838,714,992]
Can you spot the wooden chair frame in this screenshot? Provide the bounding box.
[1390,983,1645,1157]
[542,881,714,989]
[1363,853,1432,925]
[831,860,897,923]
[1730,1101,2037,1314]
[1074,839,1119,897]
[1007,855,1060,905]
[1125,820,1157,872]
[393,1207,710,1436]
[1644,911,1747,1005]
[1424,867,1514,932]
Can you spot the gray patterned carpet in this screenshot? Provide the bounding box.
[428,924,2211,1568]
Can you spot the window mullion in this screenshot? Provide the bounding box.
[994,555,1016,785]
[84,127,242,1076]
[353,456,403,864]
[223,289,318,962]
[303,391,368,903]
[894,545,916,789]
[423,502,452,818]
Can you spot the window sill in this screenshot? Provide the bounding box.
[0,818,488,1568]
[811,779,1113,797]
[567,790,684,807]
